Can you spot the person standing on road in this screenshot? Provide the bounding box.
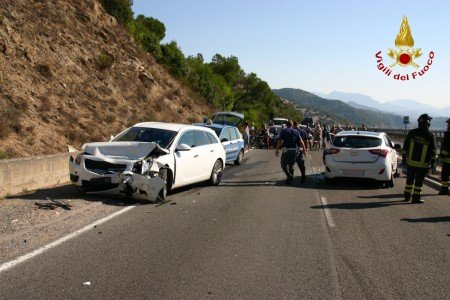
[402,114,437,203]
[242,122,250,150]
[438,118,450,195]
[293,121,308,183]
[313,123,322,150]
[276,121,306,184]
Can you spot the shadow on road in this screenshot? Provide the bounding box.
[6,184,138,207]
[311,199,409,210]
[358,193,436,200]
[401,216,450,223]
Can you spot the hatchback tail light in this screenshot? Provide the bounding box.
[369,149,388,157]
[329,148,340,155]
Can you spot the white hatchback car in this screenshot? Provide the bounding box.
[323,131,401,187]
[69,122,226,201]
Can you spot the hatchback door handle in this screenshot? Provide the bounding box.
[194,154,199,158]
[210,150,214,152]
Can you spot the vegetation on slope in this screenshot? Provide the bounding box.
[101,0,301,125]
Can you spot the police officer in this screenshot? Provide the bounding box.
[438,118,450,195]
[293,121,308,183]
[276,121,306,184]
[402,114,437,203]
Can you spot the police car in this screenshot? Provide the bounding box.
[194,112,245,165]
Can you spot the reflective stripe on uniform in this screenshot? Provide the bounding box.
[442,181,449,188]
[407,161,429,168]
[443,157,450,163]
[413,186,423,195]
[408,141,415,161]
[404,184,413,193]
[420,144,428,164]
[442,150,448,156]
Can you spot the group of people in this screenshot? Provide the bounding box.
[274,115,450,202]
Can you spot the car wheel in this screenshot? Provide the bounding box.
[234,150,244,165]
[158,168,171,201]
[209,160,223,186]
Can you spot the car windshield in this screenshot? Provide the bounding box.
[333,136,382,148]
[112,127,177,148]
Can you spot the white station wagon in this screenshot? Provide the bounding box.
[69,122,226,201]
[323,131,401,187]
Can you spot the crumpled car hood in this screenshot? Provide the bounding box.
[82,142,169,160]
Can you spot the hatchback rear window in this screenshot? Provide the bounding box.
[333,136,382,148]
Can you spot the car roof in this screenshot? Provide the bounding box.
[133,122,214,133]
[193,123,230,129]
[336,130,384,138]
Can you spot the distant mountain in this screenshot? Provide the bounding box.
[313,91,450,119]
[273,88,404,128]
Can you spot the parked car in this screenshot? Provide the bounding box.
[323,131,401,187]
[271,117,289,126]
[194,112,245,165]
[69,122,226,201]
[268,125,283,147]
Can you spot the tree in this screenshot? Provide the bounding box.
[159,41,186,78]
[101,0,134,25]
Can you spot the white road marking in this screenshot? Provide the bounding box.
[320,196,336,228]
[424,176,441,188]
[0,205,138,274]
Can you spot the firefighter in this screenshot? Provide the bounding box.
[438,118,450,195]
[402,114,437,203]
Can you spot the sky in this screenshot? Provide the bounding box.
[132,1,450,108]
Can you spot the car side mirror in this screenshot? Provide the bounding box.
[394,143,402,150]
[176,143,191,152]
[221,138,228,143]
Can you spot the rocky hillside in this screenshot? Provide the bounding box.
[0,0,213,159]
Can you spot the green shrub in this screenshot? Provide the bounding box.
[101,0,133,25]
[97,52,115,70]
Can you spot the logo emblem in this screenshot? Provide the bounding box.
[387,16,422,68]
[375,16,434,81]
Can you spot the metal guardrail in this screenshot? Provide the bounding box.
[371,128,446,148]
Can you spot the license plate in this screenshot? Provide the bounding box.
[343,170,364,176]
[90,177,111,184]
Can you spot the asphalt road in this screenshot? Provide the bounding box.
[1,150,449,299]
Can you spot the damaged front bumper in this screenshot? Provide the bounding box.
[69,155,165,202]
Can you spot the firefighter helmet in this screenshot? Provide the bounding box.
[417,113,432,127]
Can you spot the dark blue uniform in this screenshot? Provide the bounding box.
[278,127,301,183]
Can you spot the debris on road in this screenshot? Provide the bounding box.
[34,198,73,210]
[82,282,91,286]
[11,219,19,223]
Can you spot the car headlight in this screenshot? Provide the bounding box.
[74,153,82,164]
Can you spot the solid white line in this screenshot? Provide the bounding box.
[320,196,336,228]
[0,205,138,274]
[424,176,440,187]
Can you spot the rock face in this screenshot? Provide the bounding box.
[0,0,212,158]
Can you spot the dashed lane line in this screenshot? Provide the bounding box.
[320,196,336,228]
[0,205,139,274]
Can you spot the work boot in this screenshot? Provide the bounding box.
[411,194,425,204]
[404,192,411,202]
[438,187,448,195]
